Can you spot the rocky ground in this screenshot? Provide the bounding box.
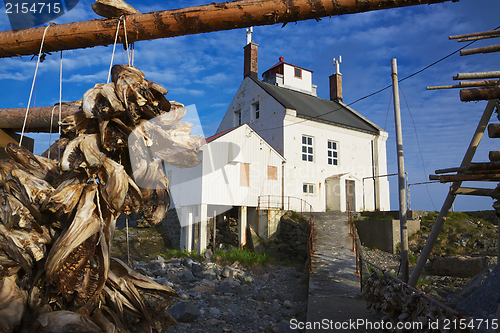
[131,255,309,333]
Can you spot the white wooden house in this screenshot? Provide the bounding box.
[164,37,390,252]
[216,41,390,214]
[163,123,284,251]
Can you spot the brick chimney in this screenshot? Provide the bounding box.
[329,73,342,102]
[244,42,258,79]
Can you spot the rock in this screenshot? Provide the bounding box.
[167,302,201,323]
[206,318,222,326]
[272,300,281,311]
[456,264,500,319]
[283,300,293,308]
[279,320,299,333]
[432,256,487,277]
[191,263,205,276]
[221,266,234,278]
[204,249,213,259]
[178,269,197,282]
[209,307,221,316]
[242,275,254,284]
[181,257,194,267]
[215,285,232,294]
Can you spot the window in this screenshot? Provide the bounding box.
[294,68,302,79]
[303,183,315,194]
[267,166,277,180]
[302,135,313,162]
[240,163,250,187]
[254,102,260,119]
[327,140,338,165]
[235,110,241,126]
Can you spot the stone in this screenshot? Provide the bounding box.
[181,257,194,267]
[204,249,213,259]
[209,307,221,316]
[221,266,234,278]
[242,275,254,284]
[191,262,204,275]
[272,301,281,311]
[215,285,232,294]
[432,256,487,277]
[206,318,222,326]
[283,300,293,308]
[279,320,299,333]
[456,265,500,318]
[167,302,201,323]
[178,269,197,282]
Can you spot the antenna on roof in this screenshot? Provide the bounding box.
[333,56,342,74]
[246,27,253,45]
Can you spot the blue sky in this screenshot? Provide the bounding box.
[0,0,499,212]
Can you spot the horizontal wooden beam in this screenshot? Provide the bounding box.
[0,0,458,58]
[430,173,500,182]
[0,105,78,132]
[490,151,500,162]
[488,124,500,138]
[450,29,500,40]
[454,71,500,80]
[460,86,500,102]
[450,187,494,197]
[427,80,498,90]
[461,44,500,56]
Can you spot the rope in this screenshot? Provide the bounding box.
[122,16,131,66]
[126,214,131,267]
[47,105,57,159]
[107,19,122,84]
[58,50,63,137]
[20,25,50,146]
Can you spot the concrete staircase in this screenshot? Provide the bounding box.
[306,211,379,332]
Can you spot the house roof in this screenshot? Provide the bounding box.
[264,58,313,74]
[250,77,381,135]
[203,123,286,161]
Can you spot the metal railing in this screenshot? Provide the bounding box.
[347,203,363,290]
[257,195,315,271]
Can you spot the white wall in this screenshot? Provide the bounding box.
[282,63,313,94]
[282,114,390,213]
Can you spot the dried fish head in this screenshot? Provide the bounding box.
[0,188,37,231]
[6,143,60,183]
[92,0,140,19]
[61,111,99,138]
[32,310,102,333]
[0,275,28,330]
[98,158,129,212]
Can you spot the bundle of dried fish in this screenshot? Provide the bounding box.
[0,64,201,332]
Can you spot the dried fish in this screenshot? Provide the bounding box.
[0,275,28,331]
[92,0,140,19]
[0,65,203,332]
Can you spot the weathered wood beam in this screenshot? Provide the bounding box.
[450,29,500,40]
[454,71,500,80]
[457,34,500,43]
[0,106,79,132]
[450,187,494,197]
[0,0,458,59]
[460,86,500,102]
[488,124,500,138]
[430,173,500,182]
[490,151,500,162]
[461,44,500,56]
[427,80,499,90]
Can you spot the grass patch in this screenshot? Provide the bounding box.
[158,249,205,262]
[214,248,270,266]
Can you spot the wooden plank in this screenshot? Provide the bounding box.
[460,86,500,102]
[461,44,500,56]
[488,124,500,138]
[453,71,500,80]
[450,187,494,197]
[0,0,457,59]
[450,29,500,40]
[490,151,500,162]
[430,173,500,182]
[0,105,78,132]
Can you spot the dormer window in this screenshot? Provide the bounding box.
[294,68,302,79]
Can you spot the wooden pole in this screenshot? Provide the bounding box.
[213,210,216,252]
[0,105,78,132]
[450,29,500,40]
[461,44,500,56]
[391,58,409,283]
[454,71,500,80]
[0,0,456,59]
[460,86,500,102]
[408,99,498,287]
